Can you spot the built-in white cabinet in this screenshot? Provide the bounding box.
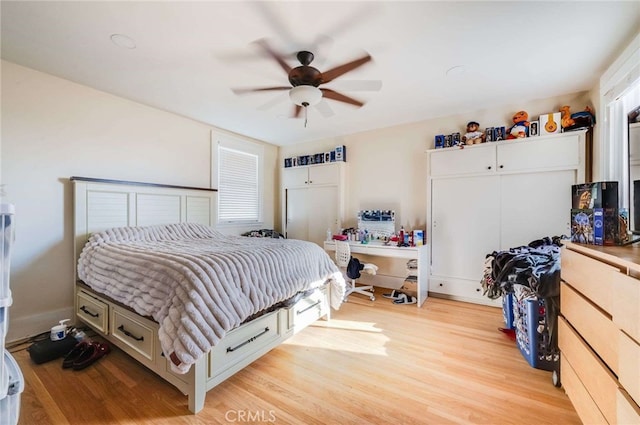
[427,130,587,305]
[281,163,345,247]
[282,164,340,187]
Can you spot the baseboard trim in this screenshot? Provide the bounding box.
[428,292,501,308]
[7,306,75,344]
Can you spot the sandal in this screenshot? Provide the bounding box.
[382,289,403,300]
[393,293,416,305]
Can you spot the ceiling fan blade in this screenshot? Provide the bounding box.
[314,100,335,118]
[320,89,364,107]
[293,105,302,118]
[232,86,290,95]
[321,54,372,84]
[326,80,382,92]
[254,38,292,74]
[257,92,289,111]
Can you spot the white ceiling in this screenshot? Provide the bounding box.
[1,1,639,146]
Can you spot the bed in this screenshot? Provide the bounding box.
[71,176,345,413]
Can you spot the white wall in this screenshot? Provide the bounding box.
[1,61,277,341]
[279,92,594,233]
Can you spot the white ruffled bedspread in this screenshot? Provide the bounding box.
[77,223,345,373]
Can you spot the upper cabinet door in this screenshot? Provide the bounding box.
[308,163,339,185]
[497,134,580,172]
[282,167,310,187]
[429,145,496,177]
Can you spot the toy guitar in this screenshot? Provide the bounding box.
[545,113,558,133]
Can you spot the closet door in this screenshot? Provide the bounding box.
[285,188,309,241]
[500,170,575,249]
[306,186,339,246]
[431,175,500,281]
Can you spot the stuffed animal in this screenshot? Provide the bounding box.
[461,121,485,145]
[507,110,530,139]
[560,105,575,129]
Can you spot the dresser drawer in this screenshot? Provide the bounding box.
[613,272,640,343]
[619,330,640,407]
[559,317,618,423]
[561,248,617,314]
[560,353,608,425]
[111,306,155,362]
[76,290,109,334]
[618,388,640,425]
[289,287,328,334]
[560,282,618,374]
[210,310,281,378]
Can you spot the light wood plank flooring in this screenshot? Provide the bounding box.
[13,295,580,424]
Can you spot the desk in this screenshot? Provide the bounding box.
[324,241,429,307]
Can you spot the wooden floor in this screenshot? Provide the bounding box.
[13,294,580,425]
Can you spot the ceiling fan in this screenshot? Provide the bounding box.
[232,39,381,126]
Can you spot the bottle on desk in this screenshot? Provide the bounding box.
[398,226,405,247]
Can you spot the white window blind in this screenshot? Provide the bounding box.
[218,146,260,223]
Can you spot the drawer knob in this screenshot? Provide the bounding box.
[227,327,270,353]
[117,324,144,342]
[80,306,99,318]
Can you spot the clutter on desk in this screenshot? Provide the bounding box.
[337,210,425,247]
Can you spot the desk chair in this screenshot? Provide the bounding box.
[334,241,378,301]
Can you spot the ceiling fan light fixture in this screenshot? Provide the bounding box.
[289,85,322,107]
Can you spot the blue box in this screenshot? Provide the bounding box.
[594,208,604,245]
[435,135,445,149]
[502,293,515,329]
[514,298,557,371]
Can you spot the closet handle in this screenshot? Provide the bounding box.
[499,165,504,169]
[487,166,492,170]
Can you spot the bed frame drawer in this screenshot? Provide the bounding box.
[559,316,618,423]
[76,290,109,334]
[561,248,617,314]
[560,282,618,374]
[290,287,328,334]
[111,305,156,362]
[209,310,281,378]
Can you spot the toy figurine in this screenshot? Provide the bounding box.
[561,105,596,131]
[461,121,485,145]
[507,110,530,139]
[560,105,575,129]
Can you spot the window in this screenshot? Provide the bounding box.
[214,134,263,224]
[600,33,640,208]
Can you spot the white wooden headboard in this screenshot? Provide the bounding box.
[72,176,217,266]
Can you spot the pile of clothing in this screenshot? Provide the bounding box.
[481,236,563,364]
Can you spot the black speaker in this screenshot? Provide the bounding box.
[27,335,78,364]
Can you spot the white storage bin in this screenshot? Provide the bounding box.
[0,350,23,425]
[0,307,8,399]
[0,204,15,301]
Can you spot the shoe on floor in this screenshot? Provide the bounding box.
[72,341,111,370]
[393,293,416,305]
[382,290,403,300]
[62,341,91,369]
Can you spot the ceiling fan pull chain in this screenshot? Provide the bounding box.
[304,105,308,128]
